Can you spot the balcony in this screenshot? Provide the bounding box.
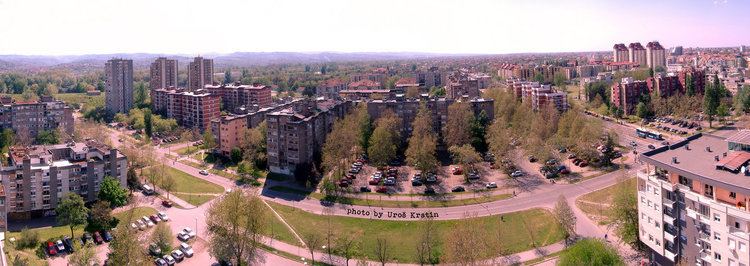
[664,248,677,262]
[664,228,677,241]
[699,251,712,262]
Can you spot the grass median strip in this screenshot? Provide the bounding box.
[576,177,635,224]
[144,166,225,195]
[268,201,564,263]
[267,186,512,208]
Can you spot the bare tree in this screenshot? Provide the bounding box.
[302,232,322,265]
[323,207,336,264]
[160,174,176,200]
[415,217,438,265]
[554,195,577,242]
[374,238,390,266]
[442,214,489,265]
[335,234,360,266]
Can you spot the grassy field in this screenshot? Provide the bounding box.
[268,186,512,208]
[175,145,203,156]
[267,201,564,263]
[171,192,216,206]
[576,177,635,224]
[144,167,224,195]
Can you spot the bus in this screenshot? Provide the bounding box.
[636,128,662,140]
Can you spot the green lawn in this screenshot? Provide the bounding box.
[171,193,216,206]
[268,186,512,208]
[175,145,203,156]
[144,166,224,195]
[576,177,635,223]
[267,201,564,263]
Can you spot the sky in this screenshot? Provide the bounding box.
[0,0,748,55]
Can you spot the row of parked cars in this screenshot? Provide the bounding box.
[130,212,170,231]
[152,242,195,266]
[46,230,113,256]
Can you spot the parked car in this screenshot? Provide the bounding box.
[568,153,577,159]
[359,186,371,192]
[411,179,423,186]
[55,240,66,253]
[451,186,465,192]
[163,255,176,266]
[425,173,437,183]
[93,231,104,244]
[149,243,163,256]
[451,166,462,175]
[338,180,349,187]
[486,182,498,189]
[511,171,524,178]
[143,217,155,227]
[158,211,170,221]
[102,231,113,242]
[62,236,75,252]
[384,178,396,186]
[376,186,388,193]
[467,171,480,180]
[162,200,173,208]
[528,155,537,162]
[154,258,168,266]
[179,242,194,257]
[82,232,94,244]
[579,161,589,167]
[199,170,209,175]
[130,222,138,230]
[368,179,380,185]
[150,215,162,223]
[424,187,436,194]
[648,144,656,149]
[47,241,57,256]
[171,250,185,262]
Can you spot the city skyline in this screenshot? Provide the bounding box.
[0,0,748,56]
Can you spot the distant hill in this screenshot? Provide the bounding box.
[0,52,460,72]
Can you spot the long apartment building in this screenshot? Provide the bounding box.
[149,57,178,91]
[611,77,650,115]
[205,83,273,113]
[445,70,483,99]
[0,96,74,141]
[510,81,568,112]
[104,58,134,114]
[210,99,302,157]
[187,57,214,91]
[151,88,220,131]
[638,131,750,266]
[0,140,127,220]
[366,96,494,143]
[266,99,352,175]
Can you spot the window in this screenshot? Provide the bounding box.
[715,232,722,241]
[736,222,741,229]
[740,242,747,251]
[655,222,660,229]
[714,214,721,222]
[715,253,722,262]
[731,192,737,199]
[648,200,652,207]
[649,235,654,242]
[641,197,645,203]
[679,175,692,186]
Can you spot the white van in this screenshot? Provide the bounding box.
[142,184,155,195]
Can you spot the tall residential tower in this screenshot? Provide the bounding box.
[188,57,214,91]
[104,59,134,114]
[149,57,178,90]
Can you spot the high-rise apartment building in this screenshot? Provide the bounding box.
[614,43,629,62]
[104,59,134,114]
[1,140,127,220]
[629,42,648,67]
[188,57,214,91]
[647,41,667,71]
[638,131,750,266]
[416,67,443,88]
[149,57,178,91]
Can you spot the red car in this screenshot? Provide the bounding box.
[579,161,589,167]
[376,186,388,193]
[368,179,380,185]
[338,181,349,187]
[47,241,57,256]
[93,231,104,244]
[162,200,173,208]
[451,166,462,175]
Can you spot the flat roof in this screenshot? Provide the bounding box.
[640,133,750,193]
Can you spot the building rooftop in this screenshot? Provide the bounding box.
[640,132,750,193]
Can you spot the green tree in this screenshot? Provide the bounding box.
[152,223,173,252]
[611,178,640,249]
[126,166,139,191]
[368,125,397,167]
[443,102,474,148]
[56,193,89,239]
[206,190,268,265]
[0,128,14,152]
[636,102,650,119]
[405,104,438,173]
[533,72,545,83]
[203,130,216,151]
[553,72,566,88]
[470,110,490,153]
[108,209,150,265]
[69,243,100,266]
[89,200,114,231]
[703,76,721,128]
[685,74,695,96]
[231,147,243,163]
[133,82,148,108]
[558,239,623,266]
[98,176,128,207]
[35,130,59,145]
[224,70,232,84]
[144,109,153,137]
[449,144,482,180]
[357,104,372,153]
